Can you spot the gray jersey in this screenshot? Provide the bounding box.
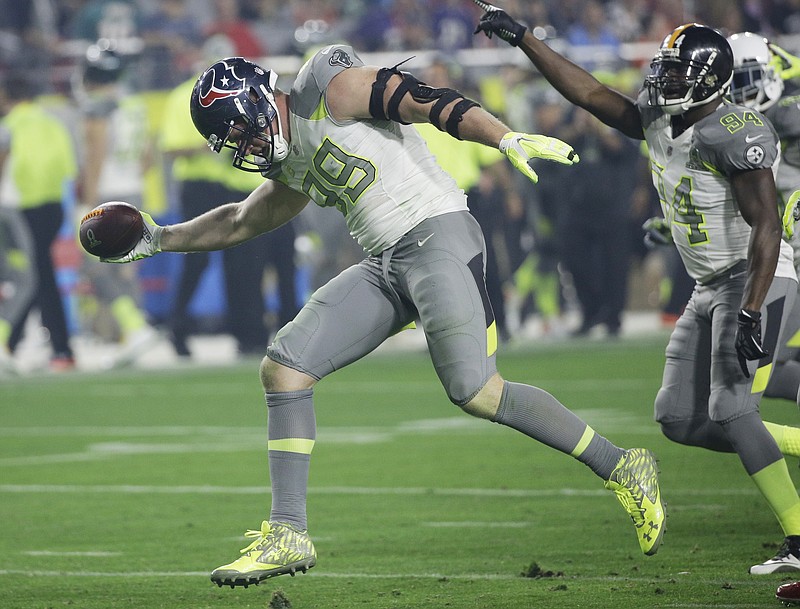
[766,91,800,198]
[637,92,793,284]
[274,45,468,256]
[765,92,800,266]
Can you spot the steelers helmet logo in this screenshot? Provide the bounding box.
[745,144,765,165]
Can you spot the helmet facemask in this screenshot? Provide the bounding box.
[192,59,289,177]
[730,59,783,110]
[207,72,289,176]
[644,24,733,116]
[646,52,726,115]
[727,33,784,112]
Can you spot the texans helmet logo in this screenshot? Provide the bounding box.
[198,60,246,108]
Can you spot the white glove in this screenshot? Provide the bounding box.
[499,132,579,184]
[101,211,163,263]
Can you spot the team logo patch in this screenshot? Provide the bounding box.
[745,144,765,165]
[198,60,245,108]
[685,147,705,171]
[329,49,352,69]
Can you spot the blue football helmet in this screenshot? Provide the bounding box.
[190,57,289,175]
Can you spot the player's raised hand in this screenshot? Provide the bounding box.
[499,132,579,184]
[769,42,800,81]
[102,212,163,263]
[472,1,526,47]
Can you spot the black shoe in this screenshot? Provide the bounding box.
[170,332,190,357]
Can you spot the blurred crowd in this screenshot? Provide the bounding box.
[3,0,799,93]
[0,0,798,372]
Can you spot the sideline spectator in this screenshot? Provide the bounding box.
[0,72,78,370]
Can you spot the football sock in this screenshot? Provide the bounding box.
[111,295,148,337]
[722,413,800,535]
[493,381,623,479]
[266,389,315,531]
[764,421,800,457]
[722,412,783,475]
[751,460,800,536]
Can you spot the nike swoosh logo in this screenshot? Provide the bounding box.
[730,270,747,279]
[745,134,763,143]
[417,233,435,247]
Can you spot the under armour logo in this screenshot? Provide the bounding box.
[642,520,660,542]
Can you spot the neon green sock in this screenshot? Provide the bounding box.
[111,296,148,337]
[764,421,800,458]
[751,459,800,536]
[0,318,10,345]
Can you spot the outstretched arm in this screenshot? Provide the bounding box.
[161,180,309,253]
[326,65,578,183]
[104,180,309,262]
[475,8,644,140]
[327,65,517,147]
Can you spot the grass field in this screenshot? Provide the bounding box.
[2,335,800,608]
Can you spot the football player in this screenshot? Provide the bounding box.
[104,46,665,585]
[72,41,162,368]
[475,8,800,573]
[727,32,800,408]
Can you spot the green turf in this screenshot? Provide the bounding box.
[2,336,798,608]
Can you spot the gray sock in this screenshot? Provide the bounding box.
[493,381,623,479]
[266,389,316,531]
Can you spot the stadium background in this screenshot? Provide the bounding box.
[1,0,799,369]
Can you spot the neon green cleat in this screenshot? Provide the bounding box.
[604,448,665,556]
[210,521,317,588]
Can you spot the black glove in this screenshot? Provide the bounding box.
[735,308,769,378]
[474,8,526,47]
[642,217,672,249]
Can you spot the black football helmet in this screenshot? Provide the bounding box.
[190,57,289,175]
[71,39,125,104]
[645,23,733,115]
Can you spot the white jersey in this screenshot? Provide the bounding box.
[637,92,794,284]
[273,45,468,255]
[80,93,148,202]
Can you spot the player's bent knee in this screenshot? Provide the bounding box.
[260,356,316,393]
[459,374,504,420]
[659,420,688,444]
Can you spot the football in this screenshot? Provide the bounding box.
[79,201,144,259]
